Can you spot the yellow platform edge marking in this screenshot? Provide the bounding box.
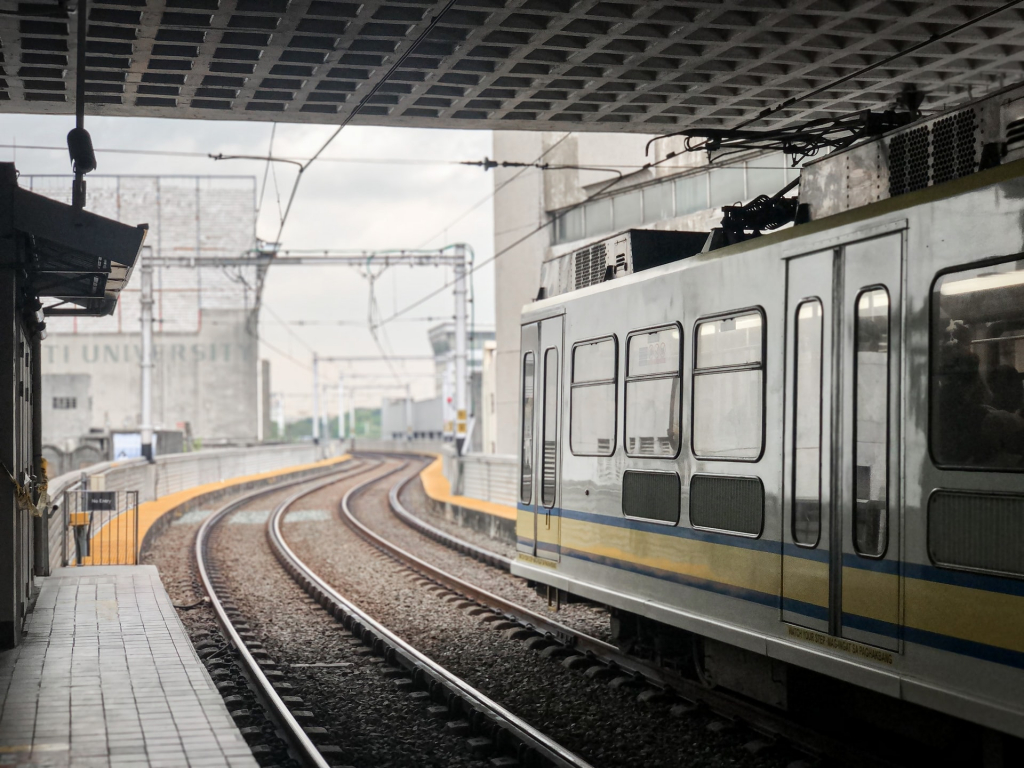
[418,456,518,521]
[80,453,351,565]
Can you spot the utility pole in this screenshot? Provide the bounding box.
[276,393,285,439]
[338,376,346,439]
[139,249,154,461]
[453,245,468,455]
[312,352,320,443]
[405,384,412,441]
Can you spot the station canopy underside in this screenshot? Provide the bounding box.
[1,0,1023,131]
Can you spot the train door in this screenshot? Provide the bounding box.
[783,233,902,651]
[517,316,564,562]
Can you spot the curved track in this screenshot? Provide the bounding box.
[195,464,371,768]
[268,459,595,768]
[195,455,594,768]
[352,453,898,768]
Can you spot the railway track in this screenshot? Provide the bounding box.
[195,456,594,768]
[340,452,899,768]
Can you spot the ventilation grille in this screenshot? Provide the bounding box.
[1007,118,1024,151]
[929,491,1024,578]
[622,470,679,524]
[888,109,979,197]
[573,242,608,291]
[689,475,764,536]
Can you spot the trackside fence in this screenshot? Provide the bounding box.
[44,441,346,573]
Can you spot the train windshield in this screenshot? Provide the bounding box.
[932,259,1024,470]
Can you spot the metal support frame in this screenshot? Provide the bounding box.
[453,248,468,454]
[338,376,346,439]
[312,352,320,444]
[155,246,473,450]
[139,249,154,461]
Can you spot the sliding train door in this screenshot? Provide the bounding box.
[517,315,564,562]
[783,233,903,651]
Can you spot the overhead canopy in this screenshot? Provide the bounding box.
[8,166,148,316]
[0,1,1021,131]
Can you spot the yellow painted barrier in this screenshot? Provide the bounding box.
[81,454,351,565]
[418,456,517,521]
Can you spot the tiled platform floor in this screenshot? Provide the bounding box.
[0,566,258,768]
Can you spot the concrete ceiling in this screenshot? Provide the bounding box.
[1,0,1022,131]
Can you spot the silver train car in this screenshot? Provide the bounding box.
[512,142,1024,744]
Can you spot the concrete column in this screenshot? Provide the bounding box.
[0,165,20,648]
[0,269,18,648]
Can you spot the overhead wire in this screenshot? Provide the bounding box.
[380,148,692,328]
[255,123,276,223]
[215,0,462,248]
[0,143,478,166]
[415,131,574,248]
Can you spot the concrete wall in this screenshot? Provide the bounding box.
[481,341,497,454]
[492,131,550,455]
[41,374,92,449]
[42,308,258,442]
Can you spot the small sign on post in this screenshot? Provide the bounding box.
[85,491,117,512]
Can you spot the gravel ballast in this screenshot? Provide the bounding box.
[281,457,798,768]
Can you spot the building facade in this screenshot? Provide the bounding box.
[31,175,263,459]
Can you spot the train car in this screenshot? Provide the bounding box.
[512,85,1024,747]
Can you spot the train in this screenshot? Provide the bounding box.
[511,83,1024,754]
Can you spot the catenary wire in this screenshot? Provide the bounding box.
[415,131,574,248]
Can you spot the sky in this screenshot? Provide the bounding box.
[3,113,499,415]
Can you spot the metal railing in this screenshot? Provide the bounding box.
[63,490,139,566]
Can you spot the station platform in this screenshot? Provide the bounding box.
[0,566,257,768]
[419,456,517,522]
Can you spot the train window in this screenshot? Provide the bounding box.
[570,337,617,456]
[931,258,1024,471]
[520,351,535,504]
[793,300,823,546]
[692,311,764,460]
[541,348,559,508]
[625,326,681,457]
[853,288,890,558]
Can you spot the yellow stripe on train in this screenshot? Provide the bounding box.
[559,516,780,597]
[783,555,828,609]
[519,509,1024,656]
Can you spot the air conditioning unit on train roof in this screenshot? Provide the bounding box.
[801,82,1024,220]
[564,229,708,294]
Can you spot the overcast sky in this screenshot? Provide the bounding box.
[4,114,498,415]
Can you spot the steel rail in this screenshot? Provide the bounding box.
[268,458,596,768]
[385,469,512,571]
[372,458,897,768]
[195,460,374,768]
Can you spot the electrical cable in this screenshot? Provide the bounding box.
[255,123,276,223]
[217,0,462,248]
[415,132,574,248]
[262,302,314,353]
[0,144,475,166]
[380,148,696,328]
